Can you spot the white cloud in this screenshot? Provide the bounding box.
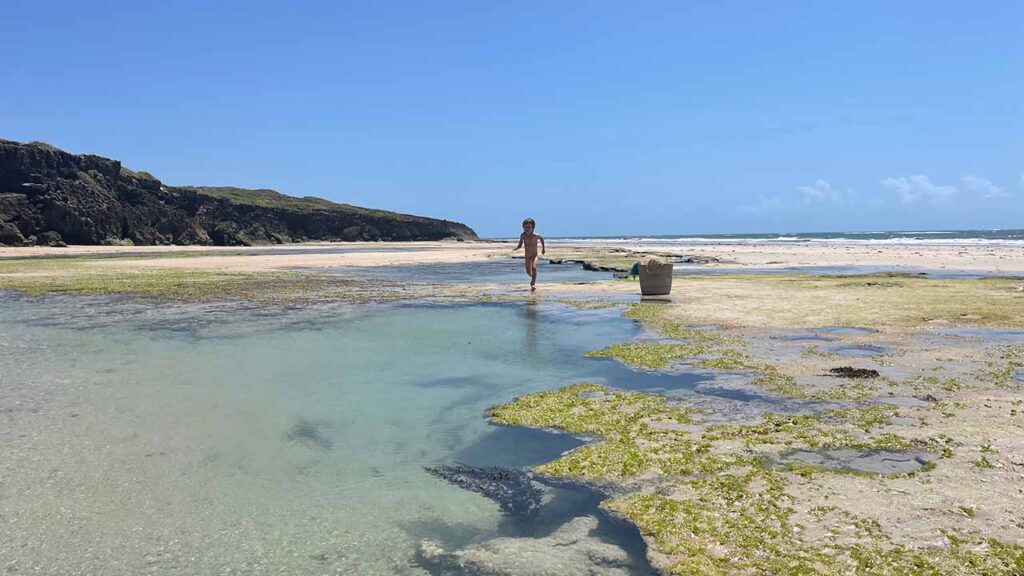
[739,179,856,214]
[961,175,1008,199]
[744,173,1011,217]
[797,179,856,203]
[882,174,1013,205]
[881,175,956,205]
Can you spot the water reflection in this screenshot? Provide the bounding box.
[524,298,540,357]
[0,296,665,575]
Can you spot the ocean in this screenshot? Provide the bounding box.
[548,229,1024,246]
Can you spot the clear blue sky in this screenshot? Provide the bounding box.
[2,1,1022,237]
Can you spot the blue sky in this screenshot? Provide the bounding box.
[2,1,1021,237]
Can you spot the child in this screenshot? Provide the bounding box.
[513,217,545,291]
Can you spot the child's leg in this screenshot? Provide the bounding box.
[530,257,538,287]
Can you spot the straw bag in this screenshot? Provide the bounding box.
[638,256,673,296]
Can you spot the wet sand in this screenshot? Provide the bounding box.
[2,239,1023,275]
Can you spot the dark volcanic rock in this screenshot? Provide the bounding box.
[0,220,25,245]
[0,139,478,246]
[677,254,723,264]
[425,464,544,519]
[828,366,881,379]
[285,418,334,451]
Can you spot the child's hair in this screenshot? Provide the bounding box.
[522,217,536,228]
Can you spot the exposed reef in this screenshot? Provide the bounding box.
[540,247,727,273]
[486,302,1024,575]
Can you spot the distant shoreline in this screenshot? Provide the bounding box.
[3,238,1024,278]
[507,229,1024,246]
[544,228,1024,239]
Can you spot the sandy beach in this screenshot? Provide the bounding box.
[2,239,1022,275]
[592,239,1024,274]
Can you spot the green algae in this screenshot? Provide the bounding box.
[595,303,818,398]
[585,342,710,369]
[824,404,901,432]
[972,456,997,469]
[604,303,861,399]
[674,274,1024,330]
[556,299,624,310]
[990,346,1024,388]
[623,303,740,345]
[544,292,1024,573]
[696,353,753,371]
[488,381,1024,575]
[0,257,434,303]
[611,469,1024,576]
[0,266,411,303]
[487,383,716,481]
[607,469,815,576]
[702,408,922,453]
[487,383,694,440]
[490,383,933,480]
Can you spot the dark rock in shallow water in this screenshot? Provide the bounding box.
[828,366,880,379]
[285,418,333,451]
[546,257,625,272]
[676,254,723,264]
[0,139,478,246]
[425,464,544,519]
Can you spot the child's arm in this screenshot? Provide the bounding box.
[513,233,524,251]
[539,235,545,255]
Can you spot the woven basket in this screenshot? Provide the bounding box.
[638,256,673,295]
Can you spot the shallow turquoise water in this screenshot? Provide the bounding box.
[0,296,691,574]
[327,258,616,284]
[937,327,1024,342]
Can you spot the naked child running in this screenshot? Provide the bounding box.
[513,217,545,291]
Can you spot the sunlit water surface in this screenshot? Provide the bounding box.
[328,258,616,284]
[0,295,699,575]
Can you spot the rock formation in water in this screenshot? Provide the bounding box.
[416,515,650,576]
[424,464,544,519]
[0,139,478,246]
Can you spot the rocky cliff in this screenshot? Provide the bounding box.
[0,139,478,246]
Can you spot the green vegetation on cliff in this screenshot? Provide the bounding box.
[183,186,395,216]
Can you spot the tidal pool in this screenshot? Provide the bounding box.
[778,334,835,343]
[767,449,933,475]
[326,258,615,285]
[824,344,891,357]
[817,326,877,336]
[0,296,670,575]
[936,327,1024,343]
